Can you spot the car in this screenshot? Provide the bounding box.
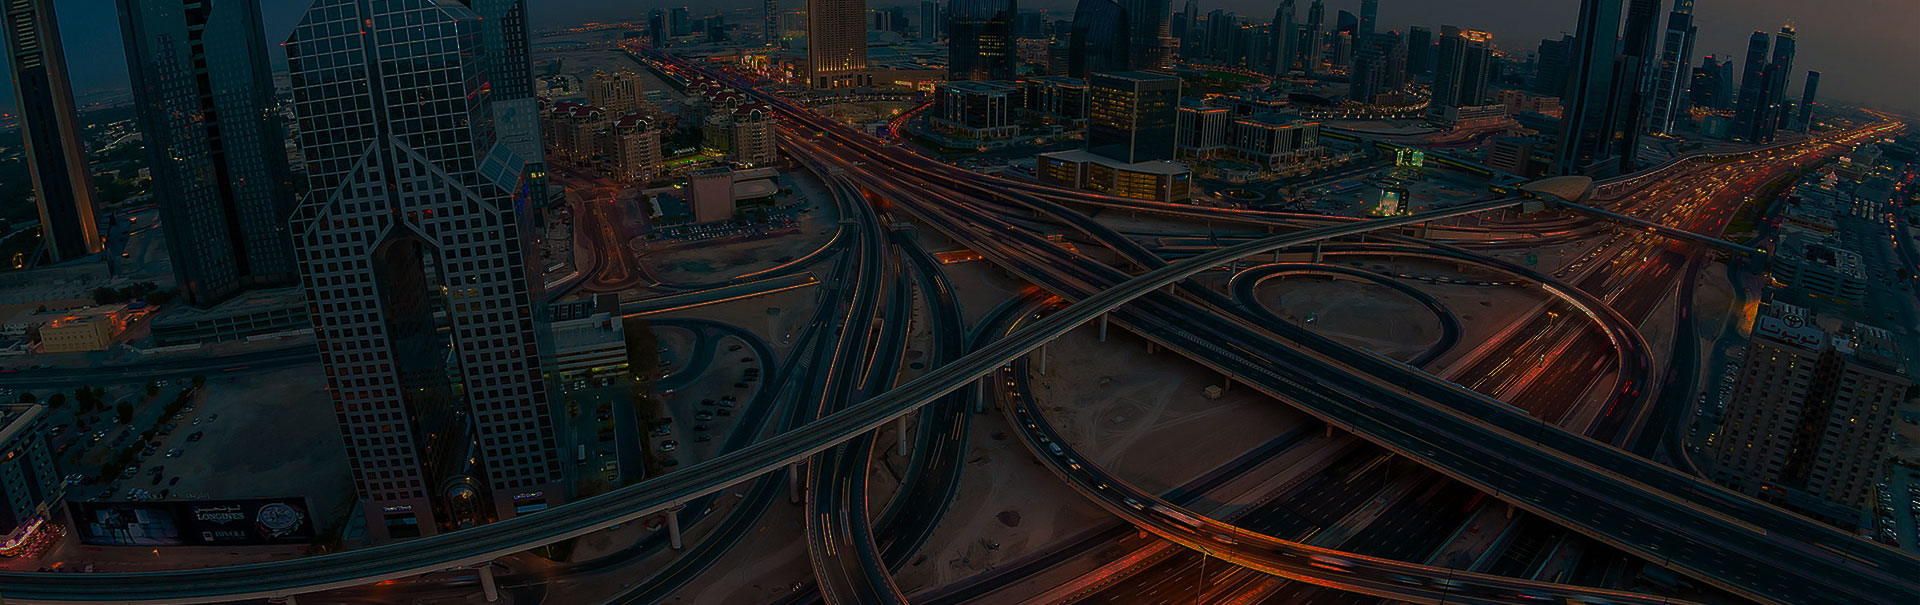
[186,431,203,442]
[121,467,138,479]
[659,442,677,452]
[141,446,158,457]
[165,448,183,458]
[661,457,680,467]
[719,399,737,408]
[192,417,202,426]
[1123,497,1145,510]
[172,413,185,421]
[695,412,713,422]
[651,426,672,437]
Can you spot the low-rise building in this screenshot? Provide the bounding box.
[548,313,629,382]
[932,81,1020,140]
[1429,103,1508,129]
[0,404,60,550]
[1771,230,1870,305]
[149,288,308,346]
[1037,149,1191,202]
[687,167,782,224]
[1176,102,1232,160]
[1021,76,1088,128]
[1228,114,1325,172]
[601,114,663,184]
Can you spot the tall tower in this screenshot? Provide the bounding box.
[948,0,1017,81]
[1069,0,1131,77]
[1,0,100,264]
[1269,1,1296,78]
[1613,0,1662,172]
[1358,0,1378,42]
[286,0,561,542]
[1554,0,1625,175]
[808,0,869,87]
[1763,25,1796,136]
[1646,0,1697,134]
[1731,31,1771,141]
[454,1,544,183]
[118,0,298,307]
[1797,71,1821,130]
[766,0,779,43]
[1120,0,1170,69]
[1303,0,1325,75]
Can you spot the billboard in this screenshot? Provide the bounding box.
[69,498,313,547]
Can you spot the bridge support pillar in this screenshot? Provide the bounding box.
[897,414,911,456]
[479,563,500,602]
[1037,343,1049,375]
[283,596,297,605]
[975,376,990,414]
[1326,424,1334,438]
[788,463,804,504]
[666,507,686,550]
[1312,241,1324,263]
[1221,374,1232,392]
[1505,504,1517,520]
[1146,341,1158,355]
[1098,314,1109,342]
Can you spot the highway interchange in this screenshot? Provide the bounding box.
[4,53,1916,605]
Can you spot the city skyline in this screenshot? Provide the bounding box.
[1,0,1916,116]
[0,0,1915,602]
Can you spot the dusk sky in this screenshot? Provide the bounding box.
[5,0,1917,115]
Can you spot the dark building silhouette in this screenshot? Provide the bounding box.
[1797,70,1821,130]
[1732,31,1772,142]
[118,0,298,306]
[1069,0,1131,77]
[949,0,1018,80]
[1,0,101,263]
[1554,0,1625,175]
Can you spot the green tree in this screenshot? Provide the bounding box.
[190,374,207,388]
[115,402,133,424]
[145,381,160,399]
[45,393,64,409]
[14,392,33,403]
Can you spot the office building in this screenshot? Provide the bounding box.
[1022,76,1090,126]
[1357,0,1377,42]
[1176,101,1232,159]
[118,0,299,307]
[1764,25,1797,136]
[1797,71,1820,130]
[1302,0,1324,74]
[1771,231,1870,305]
[808,0,870,87]
[934,81,1020,139]
[1176,0,1198,61]
[1485,136,1541,176]
[1406,25,1432,77]
[1712,302,1908,528]
[1,0,101,264]
[603,115,662,184]
[766,0,779,41]
[1532,35,1573,97]
[1732,31,1772,142]
[0,405,59,541]
[1087,71,1180,164]
[949,0,1017,81]
[649,9,667,46]
[457,0,545,183]
[548,313,630,383]
[920,1,941,40]
[1204,10,1238,65]
[1119,0,1170,68]
[285,0,562,541]
[1350,32,1406,103]
[1611,0,1661,171]
[1554,0,1624,175]
[1229,114,1323,172]
[1429,27,1491,120]
[1068,0,1130,77]
[1035,150,1190,202]
[672,6,692,36]
[1647,0,1696,134]
[1269,1,1297,77]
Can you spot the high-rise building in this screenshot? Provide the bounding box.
[1176,0,1198,60]
[456,0,545,186]
[1764,25,1797,136]
[1,0,101,264]
[1350,32,1404,102]
[1406,25,1432,77]
[672,6,692,36]
[1532,35,1573,97]
[1612,0,1662,171]
[1429,27,1491,117]
[1331,31,1353,68]
[730,104,779,166]
[1554,0,1625,175]
[1204,10,1236,64]
[649,9,667,47]
[285,0,561,541]
[1358,0,1378,42]
[118,0,298,307]
[0,405,59,538]
[808,0,870,87]
[1732,30,1772,142]
[767,0,780,42]
[1269,1,1297,78]
[1797,70,1820,130]
[949,0,1018,81]
[1119,0,1171,69]
[1303,0,1324,74]
[1646,0,1697,134]
[587,71,646,115]
[1689,55,1719,110]
[920,1,940,40]
[1069,0,1130,77]
[1711,302,1908,528]
[1086,71,1181,164]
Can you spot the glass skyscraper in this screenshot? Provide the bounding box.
[118,0,298,306]
[1087,71,1181,164]
[285,0,560,542]
[948,0,1017,81]
[1,0,100,264]
[1069,0,1131,78]
[1554,0,1625,175]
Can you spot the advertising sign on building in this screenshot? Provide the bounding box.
[69,498,313,547]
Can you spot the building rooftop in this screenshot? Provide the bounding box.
[0,404,43,446]
[943,80,1018,94]
[151,287,305,328]
[1777,230,1868,281]
[1041,149,1191,175]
